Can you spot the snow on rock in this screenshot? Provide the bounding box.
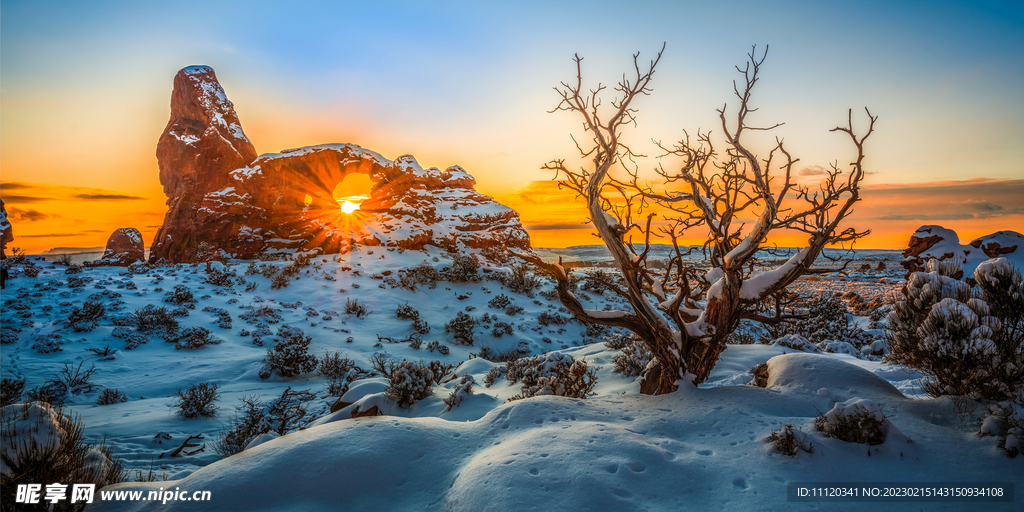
[771,334,821,353]
[901,225,1024,279]
[0,198,13,257]
[150,66,531,263]
[87,228,145,267]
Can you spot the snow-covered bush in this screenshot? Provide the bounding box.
[442,255,481,283]
[163,284,197,309]
[169,382,220,419]
[1,326,19,345]
[505,352,599,401]
[767,424,814,456]
[885,258,1024,401]
[771,334,821,353]
[318,351,362,396]
[603,332,634,350]
[132,304,180,337]
[496,263,541,296]
[31,332,65,354]
[491,321,514,338]
[814,398,888,445]
[173,326,221,350]
[204,266,236,287]
[111,326,149,350]
[444,374,475,411]
[384,360,436,407]
[96,388,129,405]
[345,298,368,318]
[398,261,441,290]
[426,341,450,355]
[64,299,106,332]
[978,401,1023,457]
[1,378,25,407]
[612,337,653,377]
[396,302,420,320]
[483,366,504,387]
[0,402,125,509]
[488,293,512,310]
[213,388,316,459]
[782,296,875,350]
[538,312,570,326]
[259,325,319,379]
[240,304,282,324]
[445,312,477,345]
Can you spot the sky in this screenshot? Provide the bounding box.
[1,0,1022,253]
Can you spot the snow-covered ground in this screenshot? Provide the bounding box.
[2,247,1020,511]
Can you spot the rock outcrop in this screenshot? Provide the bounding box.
[88,228,145,267]
[150,66,531,263]
[0,199,12,259]
[901,225,1023,278]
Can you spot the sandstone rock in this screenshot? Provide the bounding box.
[350,405,381,418]
[0,199,12,259]
[89,228,145,267]
[901,225,1023,278]
[150,66,531,263]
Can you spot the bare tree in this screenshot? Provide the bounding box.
[516,44,876,395]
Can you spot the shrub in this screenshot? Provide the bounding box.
[885,258,1024,401]
[163,284,197,308]
[31,332,65,354]
[1,378,25,407]
[488,294,512,310]
[173,326,221,350]
[396,303,420,320]
[345,298,368,318]
[1,326,20,345]
[259,325,319,379]
[412,318,431,334]
[0,403,125,510]
[497,264,542,296]
[443,374,475,411]
[483,366,504,387]
[96,388,129,405]
[491,321,514,338]
[111,327,149,350]
[442,255,480,283]
[767,424,814,456]
[319,351,363,396]
[772,334,821,353]
[54,362,98,395]
[204,266,236,287]
[384,360,436,407]
[445,312,477,345]
[978,401,1023,457]
[505,304,524,316]
[814,398,888,445]
[538,312,569,326]
[270,273,291,290]
[65,300,106,332]
[613,337,653,377]
[213,388,316,459]
[505,352,599,401]
[398,261,441,290]
[25,382,68,406]
[426,341,450,355]
[132,305,180,337]
[240,304,282,324]
[169,382,220,418]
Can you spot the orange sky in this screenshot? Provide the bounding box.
[1,1,1022,254]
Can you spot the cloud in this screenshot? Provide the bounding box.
[75,193,147,201]
[7,207,58,222]
[0,182,34,191]
[21,233,87,238]
[875,213,978,221]
[1,195,53,203]
[961,199,1004,213]
[798,165,828,176]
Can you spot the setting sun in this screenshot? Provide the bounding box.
[340,200,359,214]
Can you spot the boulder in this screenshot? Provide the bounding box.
[89,228,145,267]
[149,66,531,263]
[901,225,1023,278]
[0,199,12,259]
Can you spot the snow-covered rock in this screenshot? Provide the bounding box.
[150,66,531,263]
[0,198,13,257]
[901,225,1023,279]
[87,227,145,267]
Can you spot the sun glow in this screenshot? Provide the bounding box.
[337,195,368,214]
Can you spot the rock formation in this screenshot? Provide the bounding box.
[901,225,1023,278]
[0,199,12,259]
[150,66,531,263]
[88,228,145,267]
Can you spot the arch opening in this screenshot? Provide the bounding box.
[332,173,373,215]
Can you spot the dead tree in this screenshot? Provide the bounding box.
[518,44,875,395]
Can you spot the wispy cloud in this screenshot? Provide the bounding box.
[1,195,53,203]
[75,193,147,201]
[7,207,59,222]
[21,233,87,238]
[0,182,34,191]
